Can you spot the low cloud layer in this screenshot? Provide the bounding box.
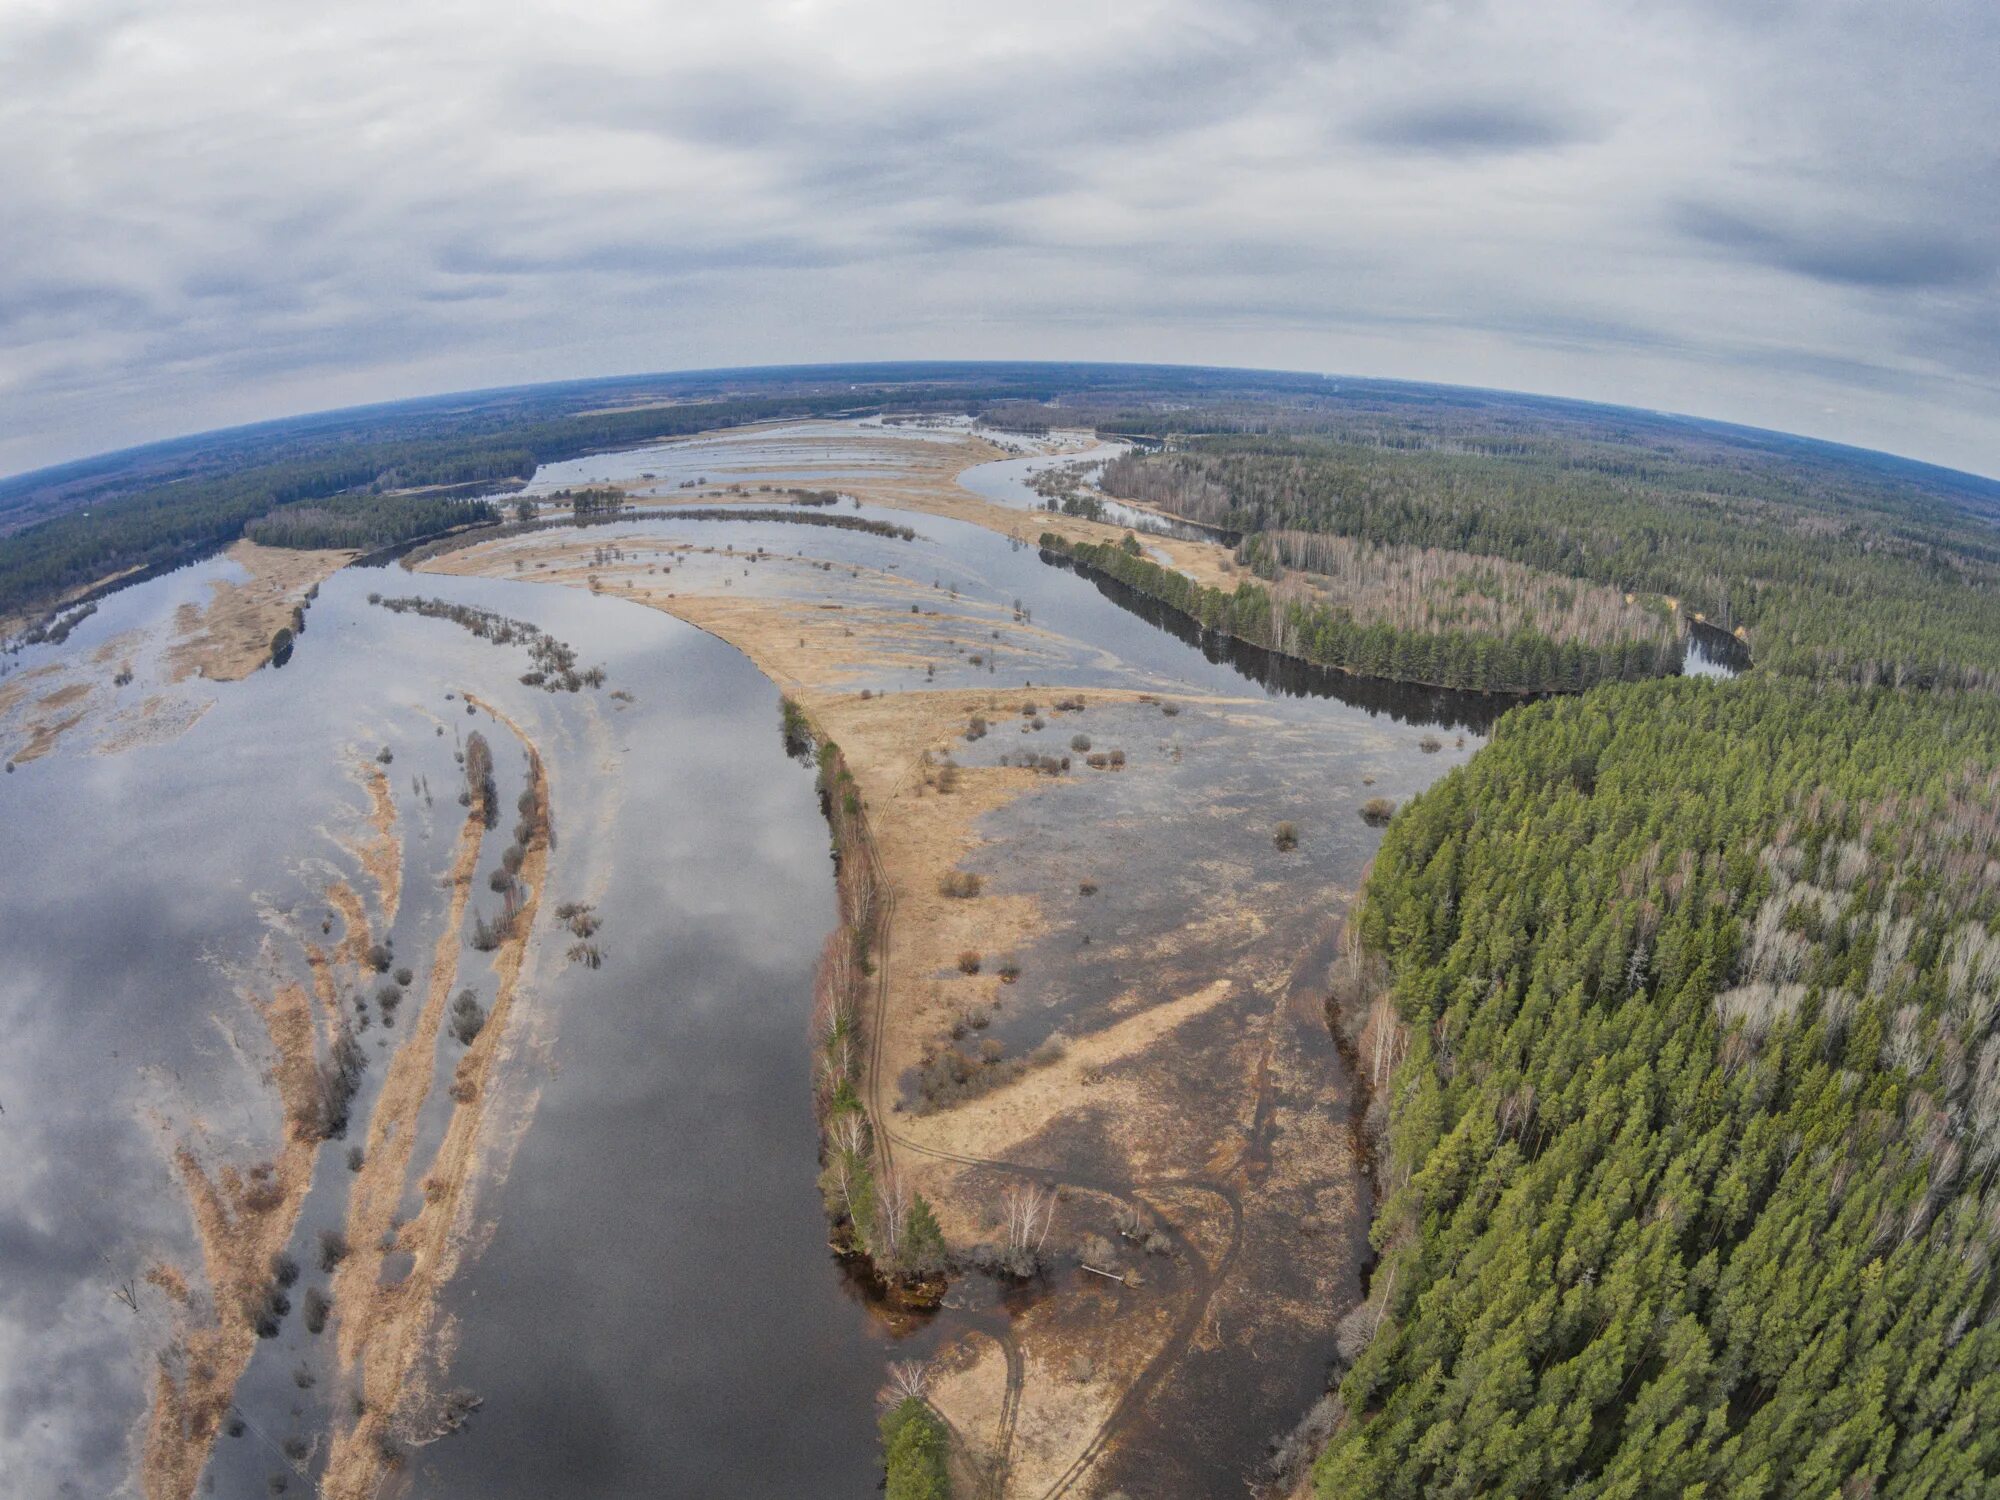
[1,0,1995,476]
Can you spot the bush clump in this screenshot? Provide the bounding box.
[449,989,487,1045]
[1273,821,1299,851]
[938,871,984,899]
[1360,796,1398,826]
[303,1286,332,1335]
[317,1229,349,1273]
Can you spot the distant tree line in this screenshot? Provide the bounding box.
[244,493,498,550]
[0,391,920,620]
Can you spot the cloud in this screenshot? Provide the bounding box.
[0,0,1995,477]
[1353,99,1595,155]
[1676,201,1995,292]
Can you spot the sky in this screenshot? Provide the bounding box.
[1,0,1996,479]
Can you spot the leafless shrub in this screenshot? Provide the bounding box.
[1030,1031,1069,1066]
[557,902,600,938]
[881,1360,931,1407]
[999,1184,1055,1277]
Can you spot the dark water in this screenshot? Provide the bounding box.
[409,594,888,1499]
[1037,548,1521,732]
[1684,617,1751,677]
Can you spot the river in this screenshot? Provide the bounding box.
[0,422,1506,1498]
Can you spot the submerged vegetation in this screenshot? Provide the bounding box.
[1316,679,2000,1496]
[368,594,606,693]
[398,504,917,570]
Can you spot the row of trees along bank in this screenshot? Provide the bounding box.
[1039,532,1685,695]
[784,700,955,1495]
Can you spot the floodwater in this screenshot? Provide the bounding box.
[0,418,1501,1499]
[0,562,885,1498]
[955,439,1232,545]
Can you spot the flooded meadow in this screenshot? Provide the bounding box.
[1,417,1553,1498]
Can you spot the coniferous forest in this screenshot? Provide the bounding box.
[1319,680,2000,1497]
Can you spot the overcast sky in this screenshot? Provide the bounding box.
[1,0,1995,479]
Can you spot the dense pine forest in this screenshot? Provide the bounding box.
[1316,680,2000,1496]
